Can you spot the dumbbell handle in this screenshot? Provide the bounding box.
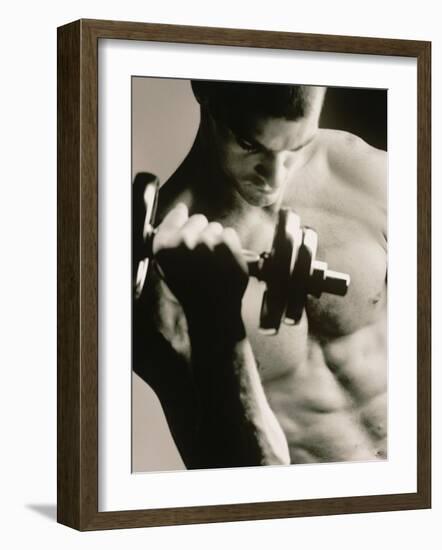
[244,251,349,297]
[310,262,349,297]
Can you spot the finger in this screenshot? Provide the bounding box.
[198,221,224,248]
[153,203,189,253]
[158,202,189,232]
[180,214,209,248]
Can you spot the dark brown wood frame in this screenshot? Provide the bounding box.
[57,18,431,531]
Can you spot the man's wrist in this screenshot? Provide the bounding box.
[186,305,246,346]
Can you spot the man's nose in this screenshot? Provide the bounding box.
[255,152,289,187]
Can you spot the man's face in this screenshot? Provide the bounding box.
[208,95,323,207]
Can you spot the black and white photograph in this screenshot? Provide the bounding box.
[132,77,388,473]
[1,0,437,542]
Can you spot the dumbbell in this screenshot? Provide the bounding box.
[133,172,350,334]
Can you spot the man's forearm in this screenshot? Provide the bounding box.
[186,312,290,469]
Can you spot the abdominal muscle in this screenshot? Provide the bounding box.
[242,279,388,464]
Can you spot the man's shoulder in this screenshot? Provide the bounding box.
[319,128,385,160]
[318,129,387,202]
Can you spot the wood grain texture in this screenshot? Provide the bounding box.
[416,41,431,507]
[81,18,428,56]
[57,20,81,529]
[57,18,431,531]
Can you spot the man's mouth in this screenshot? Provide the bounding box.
[248,178,279,193]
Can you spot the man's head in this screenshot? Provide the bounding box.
[192,81,326,207]
[192,81,324,132]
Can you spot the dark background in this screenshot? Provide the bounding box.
[320,87,387,150]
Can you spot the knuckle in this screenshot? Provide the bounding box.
[180,215,210,248]
[221,227,239,246]
[180,233,194,250]
[191,213,209,226]
[207,221,223,233]
[165,204,187,224]
[222,226,236,238]
[200,231,220,249]
[180,228,198,249]
[153,231,176,252]
[199,222,223,248]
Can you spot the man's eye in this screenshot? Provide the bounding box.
[236,136,258,153]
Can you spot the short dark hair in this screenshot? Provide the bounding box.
[191,80,322,134]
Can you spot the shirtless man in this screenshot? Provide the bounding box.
[133,81,387,469]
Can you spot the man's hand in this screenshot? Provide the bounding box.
[152,203,249,326]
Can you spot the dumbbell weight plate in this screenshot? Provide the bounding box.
[285,227,318,325]
[133,172,160,299]
[259,209,302,334]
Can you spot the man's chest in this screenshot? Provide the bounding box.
[295,204,387,336]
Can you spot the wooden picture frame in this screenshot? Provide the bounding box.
[57,18,431,531]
